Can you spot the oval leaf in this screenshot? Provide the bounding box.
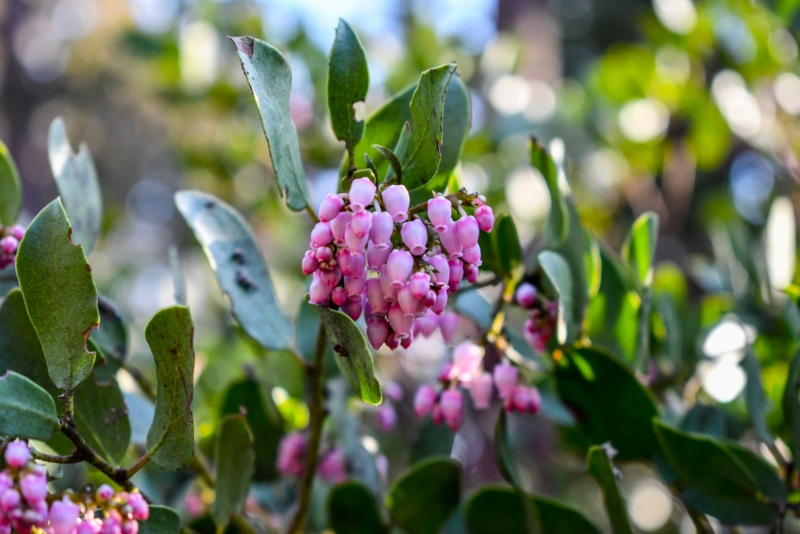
[328,482,385,534]
[212,414,255,529]
[328,19,369,155]
[387,458,461,534]
[16,198,99,392]
[587,446,633,534]
[0,371,60,441]
[621,211,659,289]
[48,117,102,255]
[74,373,131,464]
[231,36,310,211]
[140,506,181,534]
[316,306,381,405]
[175,190,292,351]
[0,140,21,226]
[530,138,568,246]
[145,305,195,472]
[538,250,574,345]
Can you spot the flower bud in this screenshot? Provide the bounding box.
[401,333,413,349]
[127,493,149,521]
[384,381,403,401]
[377,404,397,431]
[345,274,367,299]
[20,473,47,503]
[506,385,530,413]
[427,196,452,233]
[439,221,463,257]
[440,389,463,431]
[469,373,494,410]
[367,241,392,270]
[452,342,482,382]
[409,272,431,300]
[369,211,394,247]
[309,275,332,305]
[302,250,319,275]
[431,403,444,425]
[397,285,419,317]
[414,385,437,417]
[350,210,373,239]
[9,225,25,242]
[401,219,428,256]
[475,204,494,232]
[456,215,479,248]
[462,246,481,267]
[439,312,459,343]
[388,303,413,338]
[493,362,518,400]
[417,309,440,337]
[315,246,333,264]
[366,317,389,349]
[319,194,344,222]
[366,278,388,315]
[385,332,400,350]
[0,237,18,255]
[4,440,30,468]
[50,497,80,534]
[345,223,369,253]
[423,289,437,308]
[427,254,450,288]
[348,178,376,212]
[318,448,347,484]
[330,212,353,246]
[448,258,464,290]
[310,222,333,249]
[341,297,363,322]
[320,268,342,288]
[380,268,398,302]
[516,283,536,308]
[77,519,102,534]
[527,387,542,414]
[277,432,307,478]
[432,287,448,315]
[386,249,414,288]
[331,286,348,307]
[383,185,410,223]
[96,485,114,502]
[0,489,20,512]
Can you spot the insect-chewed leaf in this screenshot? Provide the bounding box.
[328,19,369,154]
[0,140,21,226]
[212,414,255,530]
[0,371,60,441]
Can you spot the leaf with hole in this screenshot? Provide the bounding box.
[328,19,369,155]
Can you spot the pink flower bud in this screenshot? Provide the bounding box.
[20,473,47,503]
[527,387,542,414]
[432,403,444,425]
[77,519,102,534]
[427,196,452,233]
[388,303,413,338]
[423,289,437,308]
[348,178,376,212]
[350,210,373,239]
[397,285,420,317]
[417,309,440,337]
[409,272,431,300]
[121,520,139,534]
[318,448,347,484]
[318,194,344,222]
[302,250,319,275]
[310,222,333,249]
[456,215,479,248]
[387,249,414,288]
[475,204,495,232]
[366,317,389,349]
[337,249,354,276]
[462,246,481,267]
[493,362,518,400]
[96,485,114,502]
[402,335,414,351]
[331,286,348,307]
[385,332,400,350]
[127,492,149,521]
[507,385,533,413]
[320,268,342,288]
[448,258,464,291]
[0,489,20,512]
[469,373,494,409]
[401,219,428,256]
[330,212,353,246]
[50,497,80,534]
[101,516,121,534]
[380,268,398,302]
[432,287,448,315]
[464,263,479,284]
[516,283,536,308]
[0,473,12,492]
[439,312,459,343]
[367,241,392,270]
[439,221,463,257]
[0,237,18,255]
[428,254,450,288]
[453,342,482,382]
[4,440,30,468]
[377,404,397,431]
[369,211,394,247]
[341,297,363,321]
[366,279,388,315]
[277,432,307,478]
[414,385,437,417]
[382,185,410,223]
[316,246,333,264]
[440,389,463,431]
[385,381,404,401]
[345,274,367,299]
[309,275,332,305]
[10,226,25,242]
[345,223,369,253]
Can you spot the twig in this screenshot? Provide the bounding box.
[31,448,82,464]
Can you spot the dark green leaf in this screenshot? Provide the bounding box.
[145,305,195,472]
[587,446,633,534]
[410,420,455,463]
[16,198,99,392]
[328,19,369,154]
[221,378,283,481]
[495,214,523,280]
[0,371,60,440]
[393,64,457,190]
[538,251,574,345]
[140,505,181,534]
[231,37,310,211]
[680,488,776,526]
[495,411,523,489]
[175,190,292,351]
[553,347,659,460]
[212,414,255,529]
[372,145,403,182]
[91,295,128,383]
[783,346,800,467]
[726,443,786,503]
[530,138,567,246]
[742,351,776,449]
[316,306,381,405]
[387,458,461,534]
[328,482,385,534]
[48,117,102,255]
[74,373,131,464]
[621,211,659,289]
[0,140,21,226]
[585,251,638,362]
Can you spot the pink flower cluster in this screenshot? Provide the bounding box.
[0,225,24,270]
[0,441,148,534]
[303,178,494,350]
[413,343,542,432]
[277,432,347,485]
[515,283,557,352]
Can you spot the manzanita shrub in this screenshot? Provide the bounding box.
[2,17,800,534]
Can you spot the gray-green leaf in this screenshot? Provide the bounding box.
[328,19,369,155]
[0,371,60,441]
[212,413,255,530]
[175,190,292,351]
[145,305,195,472]
[0,140,21,226]
[231,36,310,211]
[531,138,568,246]
[16,198,99,392]
[140,506,181,534]
[74,373,131,464]
[538,250,574,345]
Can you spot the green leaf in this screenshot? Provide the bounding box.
[393,63,457,190]
[530,138,567,246]
[783,346,800,468]
[742,351,776,449]
[175,190,292,351]
[621,212,659,289]
[327,19,369,155]
[464,487,601,534]
[387,458,461,534]
[587,446,633,534]
[316,306,381,405]
[328,482,385,534]
[221,378,284,481]
[16,198,99,392]
[74,373,131,464]
[47,117,102,255]
[230,37,310,211]
[212,414,255,530]
[140,505,181,534]
[372,144,403,182]
[476,213,522,281]
[538,250,575,345]
[91,295,128,382]
[495,411,523,489]
[0,371,60,441]
[0,140,21,226]
[553,347,659,460]
[145,305,195,472]
[726,443,786,503]
[410,419,455,463]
